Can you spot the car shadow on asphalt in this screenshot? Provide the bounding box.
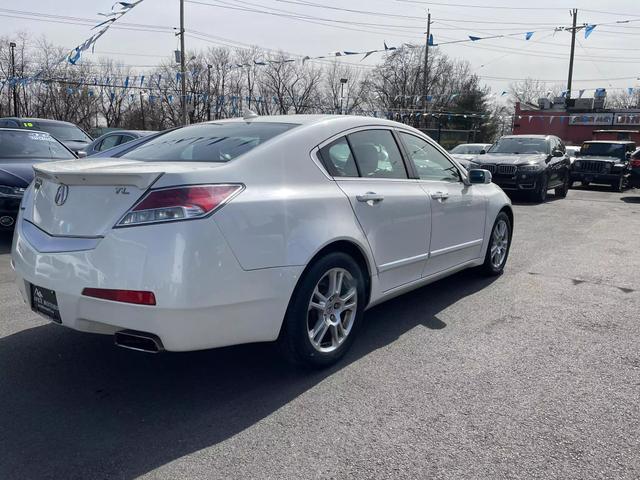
[620,195,640,203]
[0,232,12,254]
[0,267,496,478]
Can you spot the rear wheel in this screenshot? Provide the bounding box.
[481,212,512,276]
[278,252,365,368]
[581,181,590,188]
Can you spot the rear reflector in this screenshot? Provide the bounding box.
[117,184,243,227]
[82,288,156,305]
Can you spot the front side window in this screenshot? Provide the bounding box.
[347,129,407,179]
[399,132,461,182]
[122,122,297,162]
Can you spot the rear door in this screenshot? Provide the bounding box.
[397,131,486,276]
[319,129,431,292]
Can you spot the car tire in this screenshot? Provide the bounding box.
[612,175,624,192]
[555,173,569,198]
[278,252,366,368]
[532,174,548,203]
[481,212,512,276]
[581,181,590,188]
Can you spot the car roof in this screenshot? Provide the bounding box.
[0,117,77,126]
[99,130,155,136]
[501,135,551,139]
[0,127,52,135]
[583,140,635,144]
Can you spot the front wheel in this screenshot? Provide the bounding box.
[555,172,570,198]
[481,212,512,276]
[532,174,548,203]
[278,252,366,368]
[612,175,624,192]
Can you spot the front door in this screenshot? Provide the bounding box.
[397,131,487,276]
[319,129,431,292]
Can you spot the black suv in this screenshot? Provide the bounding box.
[474,135,570,202]
[570,141,635,192]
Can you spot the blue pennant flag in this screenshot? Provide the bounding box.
[584,24,596,39]
[628,87,635,95]
[469,36,482,42]
[525,32,534,40]
[428,34,434,46]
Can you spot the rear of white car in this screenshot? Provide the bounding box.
[12,115,513,367]
[12,121,317,351]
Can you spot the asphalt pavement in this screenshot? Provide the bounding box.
[1,187,639,480]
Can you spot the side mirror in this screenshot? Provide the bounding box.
[76,150,88,158]
[552,149,564,157]
[469,169,492,184]
[479,149,487,155]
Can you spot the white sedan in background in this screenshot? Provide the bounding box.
[12,115,513,367]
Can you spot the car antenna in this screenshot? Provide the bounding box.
[243,109,259,121]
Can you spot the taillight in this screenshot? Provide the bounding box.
[631,159,640,168]
[117,184,243,227]
[82,288,156,305]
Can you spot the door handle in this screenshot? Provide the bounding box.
[430,191,449,201]
[356,192,384,203]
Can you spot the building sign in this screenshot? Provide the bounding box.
[569,113,614,126]
[614,113,640,126]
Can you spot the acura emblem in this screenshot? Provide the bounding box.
[55,184,69,206]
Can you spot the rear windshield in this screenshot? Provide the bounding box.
[122,123,297,162]
[19,121,92,143]
[0,130,75,160]
[489,138,549,155]
[580,143,626,159]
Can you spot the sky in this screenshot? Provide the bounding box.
[2,0,640,100]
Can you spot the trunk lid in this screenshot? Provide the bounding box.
[28,159,222,237]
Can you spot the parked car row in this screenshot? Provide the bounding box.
[452,136,640,196]
[0,117,155,228]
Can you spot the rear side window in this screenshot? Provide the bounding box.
[318,137,358,177]
[122,123,296,162]
[347,130,407,179]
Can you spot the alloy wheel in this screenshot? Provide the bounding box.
[490,219,509,269]
[307,268,358,353]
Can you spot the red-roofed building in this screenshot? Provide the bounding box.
[512,102,640,145]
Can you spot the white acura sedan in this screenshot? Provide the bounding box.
[12,115,513,367]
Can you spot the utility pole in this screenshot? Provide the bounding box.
[179,0,188,125]
[339,78,348,114]
[207,64,212,121]
[9,41,18,117]
[139,91,146,130]
[566,8,578,100]
[422,12,431,126]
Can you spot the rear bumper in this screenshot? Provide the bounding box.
[11,215,303,351]
[630,170,640,187]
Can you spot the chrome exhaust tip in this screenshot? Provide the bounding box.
[114,330,164,353]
